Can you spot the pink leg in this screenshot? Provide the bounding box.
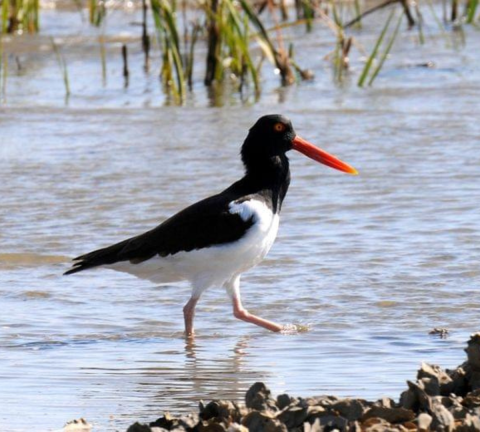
[226,276,283,333]
[232,295,283,332]
[183,296,199,337]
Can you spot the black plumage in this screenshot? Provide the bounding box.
[64,114,357,335]
[64,114,293,276]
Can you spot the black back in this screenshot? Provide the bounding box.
[64,114,295,275]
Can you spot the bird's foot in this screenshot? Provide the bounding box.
[280,323,310,334]
[184,329,195,339]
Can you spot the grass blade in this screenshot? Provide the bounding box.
[368,13,403,86]
[466,0,479,23]
[358,8,395,87]
[0,35,6,102]
[51,37,70,99]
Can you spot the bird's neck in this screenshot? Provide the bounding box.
[242,154,291,213]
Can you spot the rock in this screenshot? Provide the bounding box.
[361,417,399,432]
[305,412,349,431]
[150,413,185,430]
[463,389,480,407]
[304,395,339,407]
[245,383,279,413]
[241,411,287,432]
[180,414,199,430]
[374,398,395,409]
[463,333,480,390]
[277,405,309,429]
[455,413,480,431]
[430,399,455,431]
[469,371,480,391]
[399,381,432,412]
[349,421,363,432]
[419,377,440,396]
[418,363,453,396]
[417,413,432,431]
[330,399,370,421]
[200,400,240,422]
[127,423,166,432]
[429,328,449,338]
[361,406,415,424]
[303,418,322,432]
[446,366,468,396]
[466,333,480,371]
[198,420,228,432]
[440,395,469,420]
[276,394,295,410]
[227,423,248,432]
[64,418,92,431]
[126,335,480,432]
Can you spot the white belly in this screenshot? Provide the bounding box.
[108,199,280,289]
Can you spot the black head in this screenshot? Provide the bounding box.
[241,114,358,176]
[241,114,296,170]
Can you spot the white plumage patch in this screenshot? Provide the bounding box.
[108,199,280,294]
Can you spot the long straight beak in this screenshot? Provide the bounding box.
[292,136,358,175]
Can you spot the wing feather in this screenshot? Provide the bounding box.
[64,193,254,275]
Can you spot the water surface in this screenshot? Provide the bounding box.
[1,5,480,431]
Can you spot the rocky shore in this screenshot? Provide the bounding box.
[125,333,480,432]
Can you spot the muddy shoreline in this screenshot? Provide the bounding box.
[81,333,480,432]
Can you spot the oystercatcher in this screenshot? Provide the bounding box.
[65,115,357,336]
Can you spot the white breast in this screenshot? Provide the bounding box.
[108,199,280,289]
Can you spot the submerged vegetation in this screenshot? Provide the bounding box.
[0,0,479,104]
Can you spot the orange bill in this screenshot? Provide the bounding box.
[292,136,358,175]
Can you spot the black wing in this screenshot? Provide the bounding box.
[64,192,254,275]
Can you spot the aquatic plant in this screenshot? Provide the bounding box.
[99,33,107,86]
[0,0,478,104]
[151,0,187,101]
[89,0,106,26]
[51,37,70,99]
[357,9,402,87]
[0,34,6,102]
[203,0,261,94]
[366,12,403,86]
[465,0,479,23]
[1,0,39,33]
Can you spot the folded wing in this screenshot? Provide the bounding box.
[64,193,254,275]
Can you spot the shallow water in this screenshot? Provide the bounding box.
[1,4,480,432]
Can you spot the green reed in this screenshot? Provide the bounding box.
[89,0,106,26]
[465,0,479,23]
[239,0,295,85]
[0,0,478,102]
[367,12,403,85]
[358,9,402,87]
[357,9,394,87]
[51,37,70,99]
[0,34,6,102]
[151,0,186,102]
[203,0,261,94]
[1,0,39,33]
[99,33,107,86]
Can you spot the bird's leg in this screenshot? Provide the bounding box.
[183,295,199,338]
[232,295,283,332]
[225,276,283,333]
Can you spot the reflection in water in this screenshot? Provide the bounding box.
[177,336,257,406]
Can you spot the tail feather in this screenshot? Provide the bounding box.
[64,238,131,275]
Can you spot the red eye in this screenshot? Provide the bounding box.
[274,122,286,132]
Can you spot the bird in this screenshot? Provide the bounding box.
[64,114,357,336]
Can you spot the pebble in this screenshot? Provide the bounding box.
[126,333,480,432]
